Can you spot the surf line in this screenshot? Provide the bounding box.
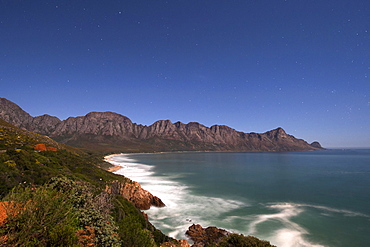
[106,154,246,240]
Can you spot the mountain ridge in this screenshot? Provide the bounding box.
[0,98,323,153]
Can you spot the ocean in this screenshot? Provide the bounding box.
[108,150,370,247]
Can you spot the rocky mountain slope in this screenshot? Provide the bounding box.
[0,117,185,246]
[0,116,275,246]
[0,116,82,154]
[0,98,323,153]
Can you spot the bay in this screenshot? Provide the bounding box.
[109,150,370,247]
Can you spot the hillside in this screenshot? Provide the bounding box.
[0,118,177,246]
[0,117,275,246]
[0,98,323,153]
[0,118,82,154]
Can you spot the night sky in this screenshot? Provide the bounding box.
[1,1,369,148]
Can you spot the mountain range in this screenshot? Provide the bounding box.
[0,98,276,246]
[0,98,323,153]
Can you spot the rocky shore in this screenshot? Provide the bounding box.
[104,154,276,247]
[186,224,230,247]
[106,179,165,210]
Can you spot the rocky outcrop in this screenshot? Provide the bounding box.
[0,98,324,152]
[310,141,323,149]
[186,224,230,247]
[185,224,276,247]
[106,180,165,210]
[161,239,191,247]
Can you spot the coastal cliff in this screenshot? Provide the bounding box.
[106,180,165,210]
[0,98,323,153]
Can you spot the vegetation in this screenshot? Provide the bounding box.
[1,177,150,246]
[0,118,83,154]
[0,146,129,198]
[214,234,276,247]
[0,117,274,246]
[0,119,180,246]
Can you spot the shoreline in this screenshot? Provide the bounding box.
[107,164,123,173]
[104,153,127,172]
[102,149,329,174]
[103,150,370,247]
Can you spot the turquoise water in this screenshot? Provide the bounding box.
[110,150,370,247]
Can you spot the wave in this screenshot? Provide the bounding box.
[110,154,246,239]
[293,203,370,218]
[246,202,369,247]
[246,203,324,247]
[107,154,368,247]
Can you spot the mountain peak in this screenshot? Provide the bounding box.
[265,127,289,140]
[85,111,132,122]
[310,141,323,149]
[0,98,324,153]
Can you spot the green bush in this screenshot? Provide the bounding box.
[215,233,276,247]
[118,215,155,247]
[2,186,80,246]
[48,176,121,246]
[1,177,122,247]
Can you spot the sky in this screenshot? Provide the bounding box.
[1,0,369,148]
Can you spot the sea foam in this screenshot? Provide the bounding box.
[107,154,368,247]
[110,154,245,239]
[247,203,326,247]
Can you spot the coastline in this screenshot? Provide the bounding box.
[104,153,192,246]
[103,152,240,240]
[104,150,367,246]
[107,165,122,173]
[103,151,366,247]
[104,154,125,172]
[103,152,277,245]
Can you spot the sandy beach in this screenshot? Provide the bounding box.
[104,154,124,172]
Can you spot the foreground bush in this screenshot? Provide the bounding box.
[0,177,180,247]
[1,185,80,246]
[0,177,120,246]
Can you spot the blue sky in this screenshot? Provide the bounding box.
[1,0,369,148]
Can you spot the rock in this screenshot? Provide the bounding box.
[310,141,323,149]
[161,239,191,247]
[185,224,277,247]
[186,224,230,247]
[106,180,165,210]
[179,239,191,247]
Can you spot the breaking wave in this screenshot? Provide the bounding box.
[109,154,245,239]
[107,154,369,247]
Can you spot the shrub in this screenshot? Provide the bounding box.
[216,233,276,247]
[48,176,120,246]
[112,195,158,247]
[1,186,79,246]
[4,160,16,167]
[1,177,121,247]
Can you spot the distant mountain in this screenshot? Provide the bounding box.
[0,98,323,153]
[0,101,275,246]
[0,114,81,154]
